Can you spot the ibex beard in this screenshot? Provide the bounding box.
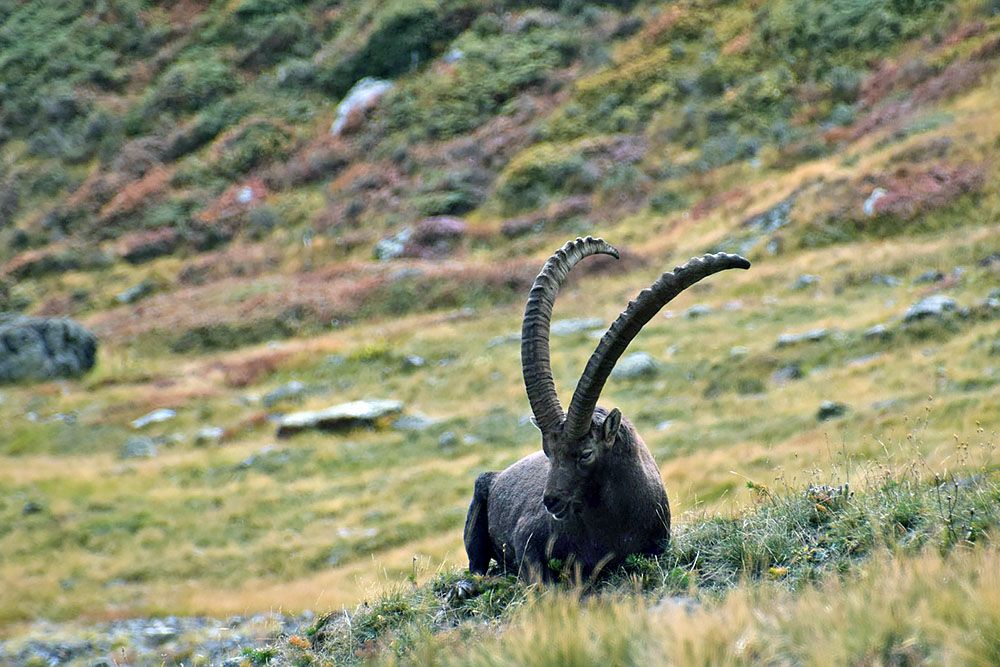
[463,237,750,582]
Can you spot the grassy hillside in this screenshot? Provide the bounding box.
[1,0,999,661]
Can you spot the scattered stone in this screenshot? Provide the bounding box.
[862,187,888,217]
[462,434,480,445]
[0,316,98,384]
[392,413,437,431]
[131,408,176,429]
[194,426,225,445]
[871,273,902,287]
[723,300,744,311]
[978,252,1000,269]
[262,380,307,408]
[331,78,393,136]
[864,323,892,340]
[913,269,944,284]
[903,295,958,322]
[847,353,884,367]
[121,436,158,459]
[610,352,659,380]
[115,280,155,305]
[817,401,850,421]
[655,420,674,432]
[684,304,713,318]
[729,346,749,358]
[551,318,604,336]
[771,364,804,384]
[376,217,468,260]
[402,354,426,369]
[438,431,458,448]
[792,274,820,290]
[276,399,404,437]
[373,227,412,261]
[776,328,830,348]
[142,620,179,646]
[487,332,519,348]
[22,500,44,515]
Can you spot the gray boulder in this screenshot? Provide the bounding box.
[121,436,158,459]
[550,318,604,336]
[903,295,957,323]
[610,352,659,380]
[817,401,849,421]
[0,316,97,384]
[276,399,404,438]
[776,328,830,348]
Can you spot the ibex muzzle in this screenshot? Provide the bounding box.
[464,237,750,581]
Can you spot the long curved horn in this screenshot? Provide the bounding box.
[563,252,750,441]
[522,237,620,436]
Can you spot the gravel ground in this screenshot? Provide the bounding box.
[0,612,314,666]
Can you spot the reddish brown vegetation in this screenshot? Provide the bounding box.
[117,227,181,264]
[196,178,269,229]
[98,166,172,224]
[501,195,592,237]
[210,351,292,388]
[865,163,985,220]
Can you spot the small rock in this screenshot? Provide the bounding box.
[22,500,44,515]
[610,352,659,380]
[776,328,830,348]
[978,252,1000,269]
[847,353,883,367]
[438,431,458,448]
[864,323,891,340]
[462,434,480,445]
[402,354,426,369]
[871,273,902,287]
[771,364,804,384]
[684,304,713,318]
[729,346,749,358]
[331,78,393,136]
[115,280,155,304]
[487,332,519,348]
[551,317,605,336]
[903,295,957,323]
[194,426,225,445]
[373,227,413,261]
[817,401,849,421]
[792,274,820,290]
[655,420,674,432]
[121,436,158,459]
[143,621,179,646]
[276,399,404,437]
[262,381,307,408]
[913,269,944,284]
[392,414,437,431]
[723,300,744,311]
[863,187,887,217]
[131,408,176,429]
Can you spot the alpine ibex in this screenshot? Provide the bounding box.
[464,237,750,581]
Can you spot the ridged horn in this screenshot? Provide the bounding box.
[522,237,620,436]
[563,252,751,441]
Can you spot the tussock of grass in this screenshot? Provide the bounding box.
[266,467,999,665]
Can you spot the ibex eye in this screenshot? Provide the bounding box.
[579,450,594,463]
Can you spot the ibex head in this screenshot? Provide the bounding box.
[521,237,750,520]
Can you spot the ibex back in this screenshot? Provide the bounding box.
[463,237,750,581]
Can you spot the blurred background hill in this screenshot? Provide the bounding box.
[1,0,999,662]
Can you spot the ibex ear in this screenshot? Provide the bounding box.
[602,408,622,446]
